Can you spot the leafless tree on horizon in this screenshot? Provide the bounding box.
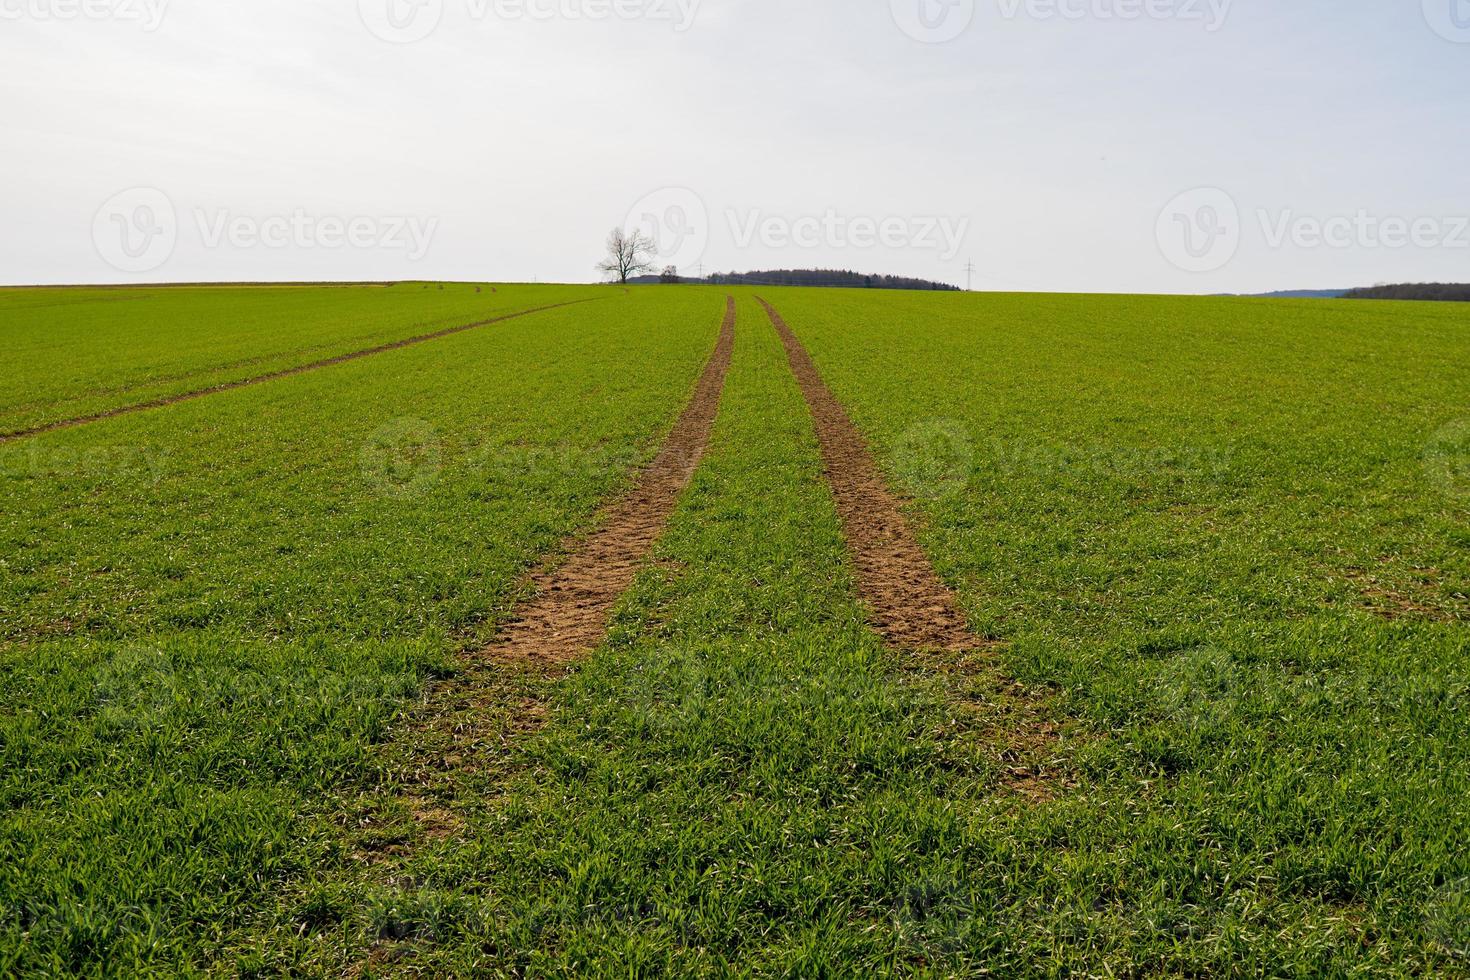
[597,227,658,284]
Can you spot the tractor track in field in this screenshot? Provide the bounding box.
[757,297,979,652]
[370,297,735,848]
[485,295,736,665]
[0,298,601,446]
[757,297,1075,800]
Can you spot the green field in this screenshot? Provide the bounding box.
[0,283,600,436]
[2,285,1467,976]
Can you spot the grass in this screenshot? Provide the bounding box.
[2,285,1467,975]
[762,288,1470,973]
[0,282,599,434]
[263,294,1063,975]
[0,285,723,975]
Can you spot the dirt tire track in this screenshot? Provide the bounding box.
[344,298,735,851]
[483,296,736,665]
[0,298,602,445]
[758,296,977,651]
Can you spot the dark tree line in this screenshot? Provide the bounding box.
[1343,283,1470,302]
[704,269,960,291]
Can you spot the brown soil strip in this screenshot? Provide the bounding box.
[757,297,1078,800]
[483,295,736,665]
[355,297,736,849]
[757,297,977,651]
[0,298,600,445]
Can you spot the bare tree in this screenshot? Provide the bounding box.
[660,265,679,284]
[597,227,658,284]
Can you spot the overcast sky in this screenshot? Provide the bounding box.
[4,0,1469,292]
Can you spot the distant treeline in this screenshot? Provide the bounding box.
[705,269,960,291]
[1343,283,1470,302]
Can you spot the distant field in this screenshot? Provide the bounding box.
[0,283,601,436]
[1,285,1466,975]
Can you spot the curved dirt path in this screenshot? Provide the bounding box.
[0,298,600,445]
[483,295,737,665]
[757,296,977,651]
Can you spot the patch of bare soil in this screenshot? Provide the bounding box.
[757,297,977,651]
[757,297,1076,800]
[0,298,600,445]
[480,296,736,666]
[1345,560,1463,621]
[358,298,736,849]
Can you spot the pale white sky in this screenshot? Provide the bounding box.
[3,0,1469,292]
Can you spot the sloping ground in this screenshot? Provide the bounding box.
[484,296,735,665]
[758,296,977,651]
[0,299,599,444]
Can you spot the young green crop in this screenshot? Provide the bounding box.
[4,284,1467,975]
[0,282,600,434]
[762,287,1470,973]
[299,294,1053,975]
[0,285,724,975]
